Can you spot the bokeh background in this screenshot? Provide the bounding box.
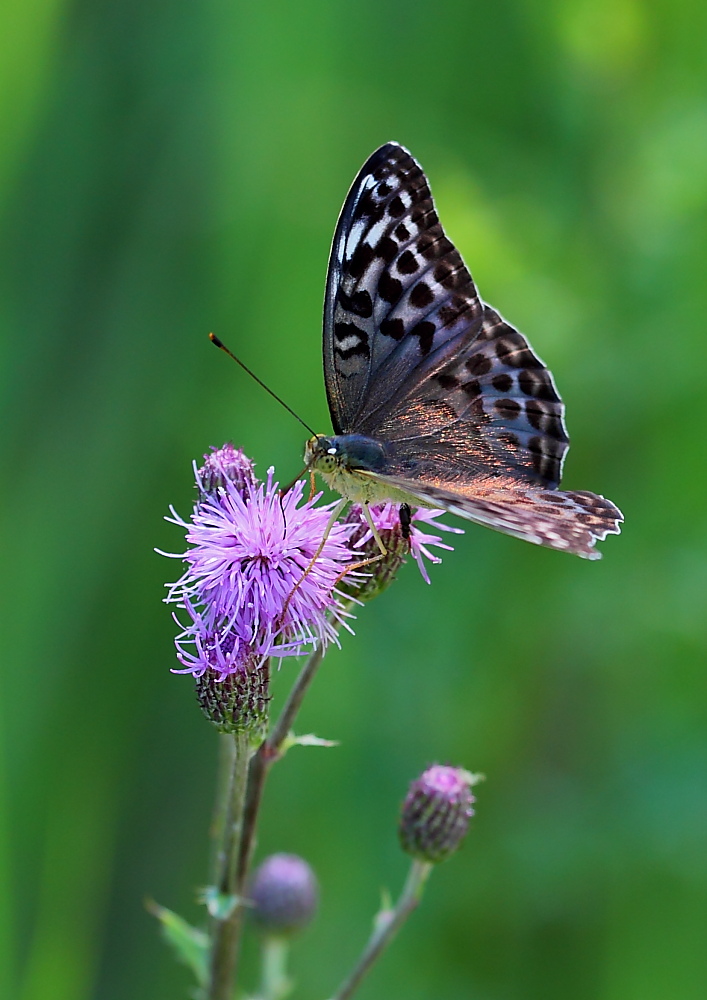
[1,1,705,998]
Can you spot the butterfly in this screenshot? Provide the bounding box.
[305,142,622,559]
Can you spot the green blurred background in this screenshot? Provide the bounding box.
[1,0,705,997]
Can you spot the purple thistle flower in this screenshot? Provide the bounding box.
[162,446,355,678]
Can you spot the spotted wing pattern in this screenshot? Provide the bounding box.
[324,142,483,435]
[371,473,622,560]
[372,304,569,489]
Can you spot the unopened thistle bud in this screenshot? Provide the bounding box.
[399,765,476,863]
[197,442,256,495]
[250,853,318,936]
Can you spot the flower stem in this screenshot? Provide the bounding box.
[206,729,254,1000]
[209,734,237,885]
[328,858,433,1000]
[259,935,291,1000]
[269,636,328,753]
[235,631,333,888]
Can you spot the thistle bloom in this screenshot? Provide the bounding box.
[162,446,355,678]
[399,765,476,863]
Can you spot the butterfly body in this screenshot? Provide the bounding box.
[306,433,428,507]
[307,142,623,559]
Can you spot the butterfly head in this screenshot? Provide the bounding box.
[305,434,388,475]
[305,435,339,474]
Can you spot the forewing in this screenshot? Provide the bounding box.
[373,473,623,559]
[324,144,569,490]
[324,142,483,435]
[374,304,570,489]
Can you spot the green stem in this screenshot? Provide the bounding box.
[259,935,291,1000]
[268,636,328,753]
[236,617,346,889]
[206,730,254,1000]
[209,734,237,886]
[328,858,433,1000]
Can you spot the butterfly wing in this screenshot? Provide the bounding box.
[365,472,622,559]
[323,143,622,555]
[323,142,569,489]
[324,142,484,436]
[369,302,571,489]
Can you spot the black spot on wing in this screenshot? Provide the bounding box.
[334,321,370,360]
[349,241,375,280]
[518,369,560,401]
[397,250,419,275]
[380,317,406,340]
[378,271,403,304]
[466,354,492,376]
[409,282,434,309]
[494,398,521,420]
[409,321,436,354]
[338,289,373,318]
[376,236,398,263]
[492,373,512,392]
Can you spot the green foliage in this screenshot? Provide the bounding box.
[147,901,209,988]
[1,1,706,998]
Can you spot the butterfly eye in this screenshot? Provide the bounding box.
[327,447,337,456]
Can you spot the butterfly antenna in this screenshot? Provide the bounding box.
[209,333,317,436]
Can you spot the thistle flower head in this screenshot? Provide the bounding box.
[162,446,355,678]
[250,853,318,936]
[341,503,462,599]
[399,765,477,863]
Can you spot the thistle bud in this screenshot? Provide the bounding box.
[195,655,270,740]
[339,504,412,601]
[197,443,256,496]
[399,765,476,863]
[250,853,318,936]
[338,503,461,601]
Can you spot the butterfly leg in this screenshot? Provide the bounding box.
[362,501,388,556]
[279,497,349,624]
[331,502,387,590]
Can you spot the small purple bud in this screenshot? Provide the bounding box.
[250,853,318,936]
[195,657,270,739]
[197,443,256,496]
[399,765,476,863]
